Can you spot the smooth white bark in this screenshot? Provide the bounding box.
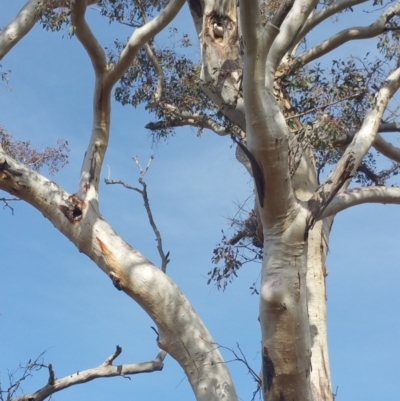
[267,0,318,69]
[0,0,98,60]
[295,3,400,68]
[104,0,185,89]
[321,187,400,218]
[240,0,297,225]
[0,148,238,401]
[308,67,400,225]
[293,0,368,49]
[12,349,166,401]
[306,219,333,401]
[373,134,400,163]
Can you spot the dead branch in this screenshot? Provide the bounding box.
[105,157,170,272]
[10,347,165,401]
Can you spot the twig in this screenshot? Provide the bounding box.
[105,157,170,272]
[103,345,122,366]
[11,346,165,401]
[203,341,261,396]
[1,197,20,214]
[285,91,366,121]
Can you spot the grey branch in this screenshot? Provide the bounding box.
[105,157,170,272]
[293,0,368,48]
[11,347,166,401]
[294,3,400,69]
[378,122,400,133]
[70,0,106,76]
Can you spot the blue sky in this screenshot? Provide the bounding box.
[1,2,399,401]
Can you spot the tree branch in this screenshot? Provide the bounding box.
[105,156,170,272]
[293,0,368,48]
[307,66,400,227]
[379,122,400,132]
[320,186,400,218]
[70,0,106,76]
[240,0,297,222]
[0,148,239,401]
[145,103,232,136]
[1,196,20,214]
[373,133,400,163]
[11,347,166,401]
[104,0,185,89]
[0,0,98,61]
[268,0,319,69]
[294,3,400,69]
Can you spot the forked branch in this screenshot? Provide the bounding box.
[104,0,185,89]
[308,66,400,226]
[293,0,368,49]
[105,157,170,272]
[70,0,106,76]
[11,347,166,401]
[294,3,400,69]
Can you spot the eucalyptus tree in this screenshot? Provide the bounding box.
[1,1,400,401]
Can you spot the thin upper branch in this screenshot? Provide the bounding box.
[105,157,170,272]
[308,66,400,226]
[373,133,400,163]
[294,3,400,69]
[70,0,106,76]
[379,122,400,132]
[293,0,368,48]
[104,0,185,89]
[268,0,319,69]
[332,122,400,163]
[320,186,400,218]
[11,347,165,401]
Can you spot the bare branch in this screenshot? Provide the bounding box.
[70,0,106,76]
[105,157,170,272]
[212,342,261,387]
[307,66,400,227]
[320,186,400,218]
[379,122,400,132]
[373,133,400,163]
[0,0,43,60]
[102,345,122,366]
[271,0,295,28]
[145,43,164,102]
[0,0,98,61]
[293,0,368,48]
[268,0,319,69]
[105,0,185,89]
[294,3,400,68]
[1,197,21,214]
[11,347,165,401]
[137,0,164,103]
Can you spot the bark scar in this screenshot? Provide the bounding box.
[97,237,125,291]
[0,158,22,178]
[262,346,275,392]
[59,194,86,224]
[232,136,265,207]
